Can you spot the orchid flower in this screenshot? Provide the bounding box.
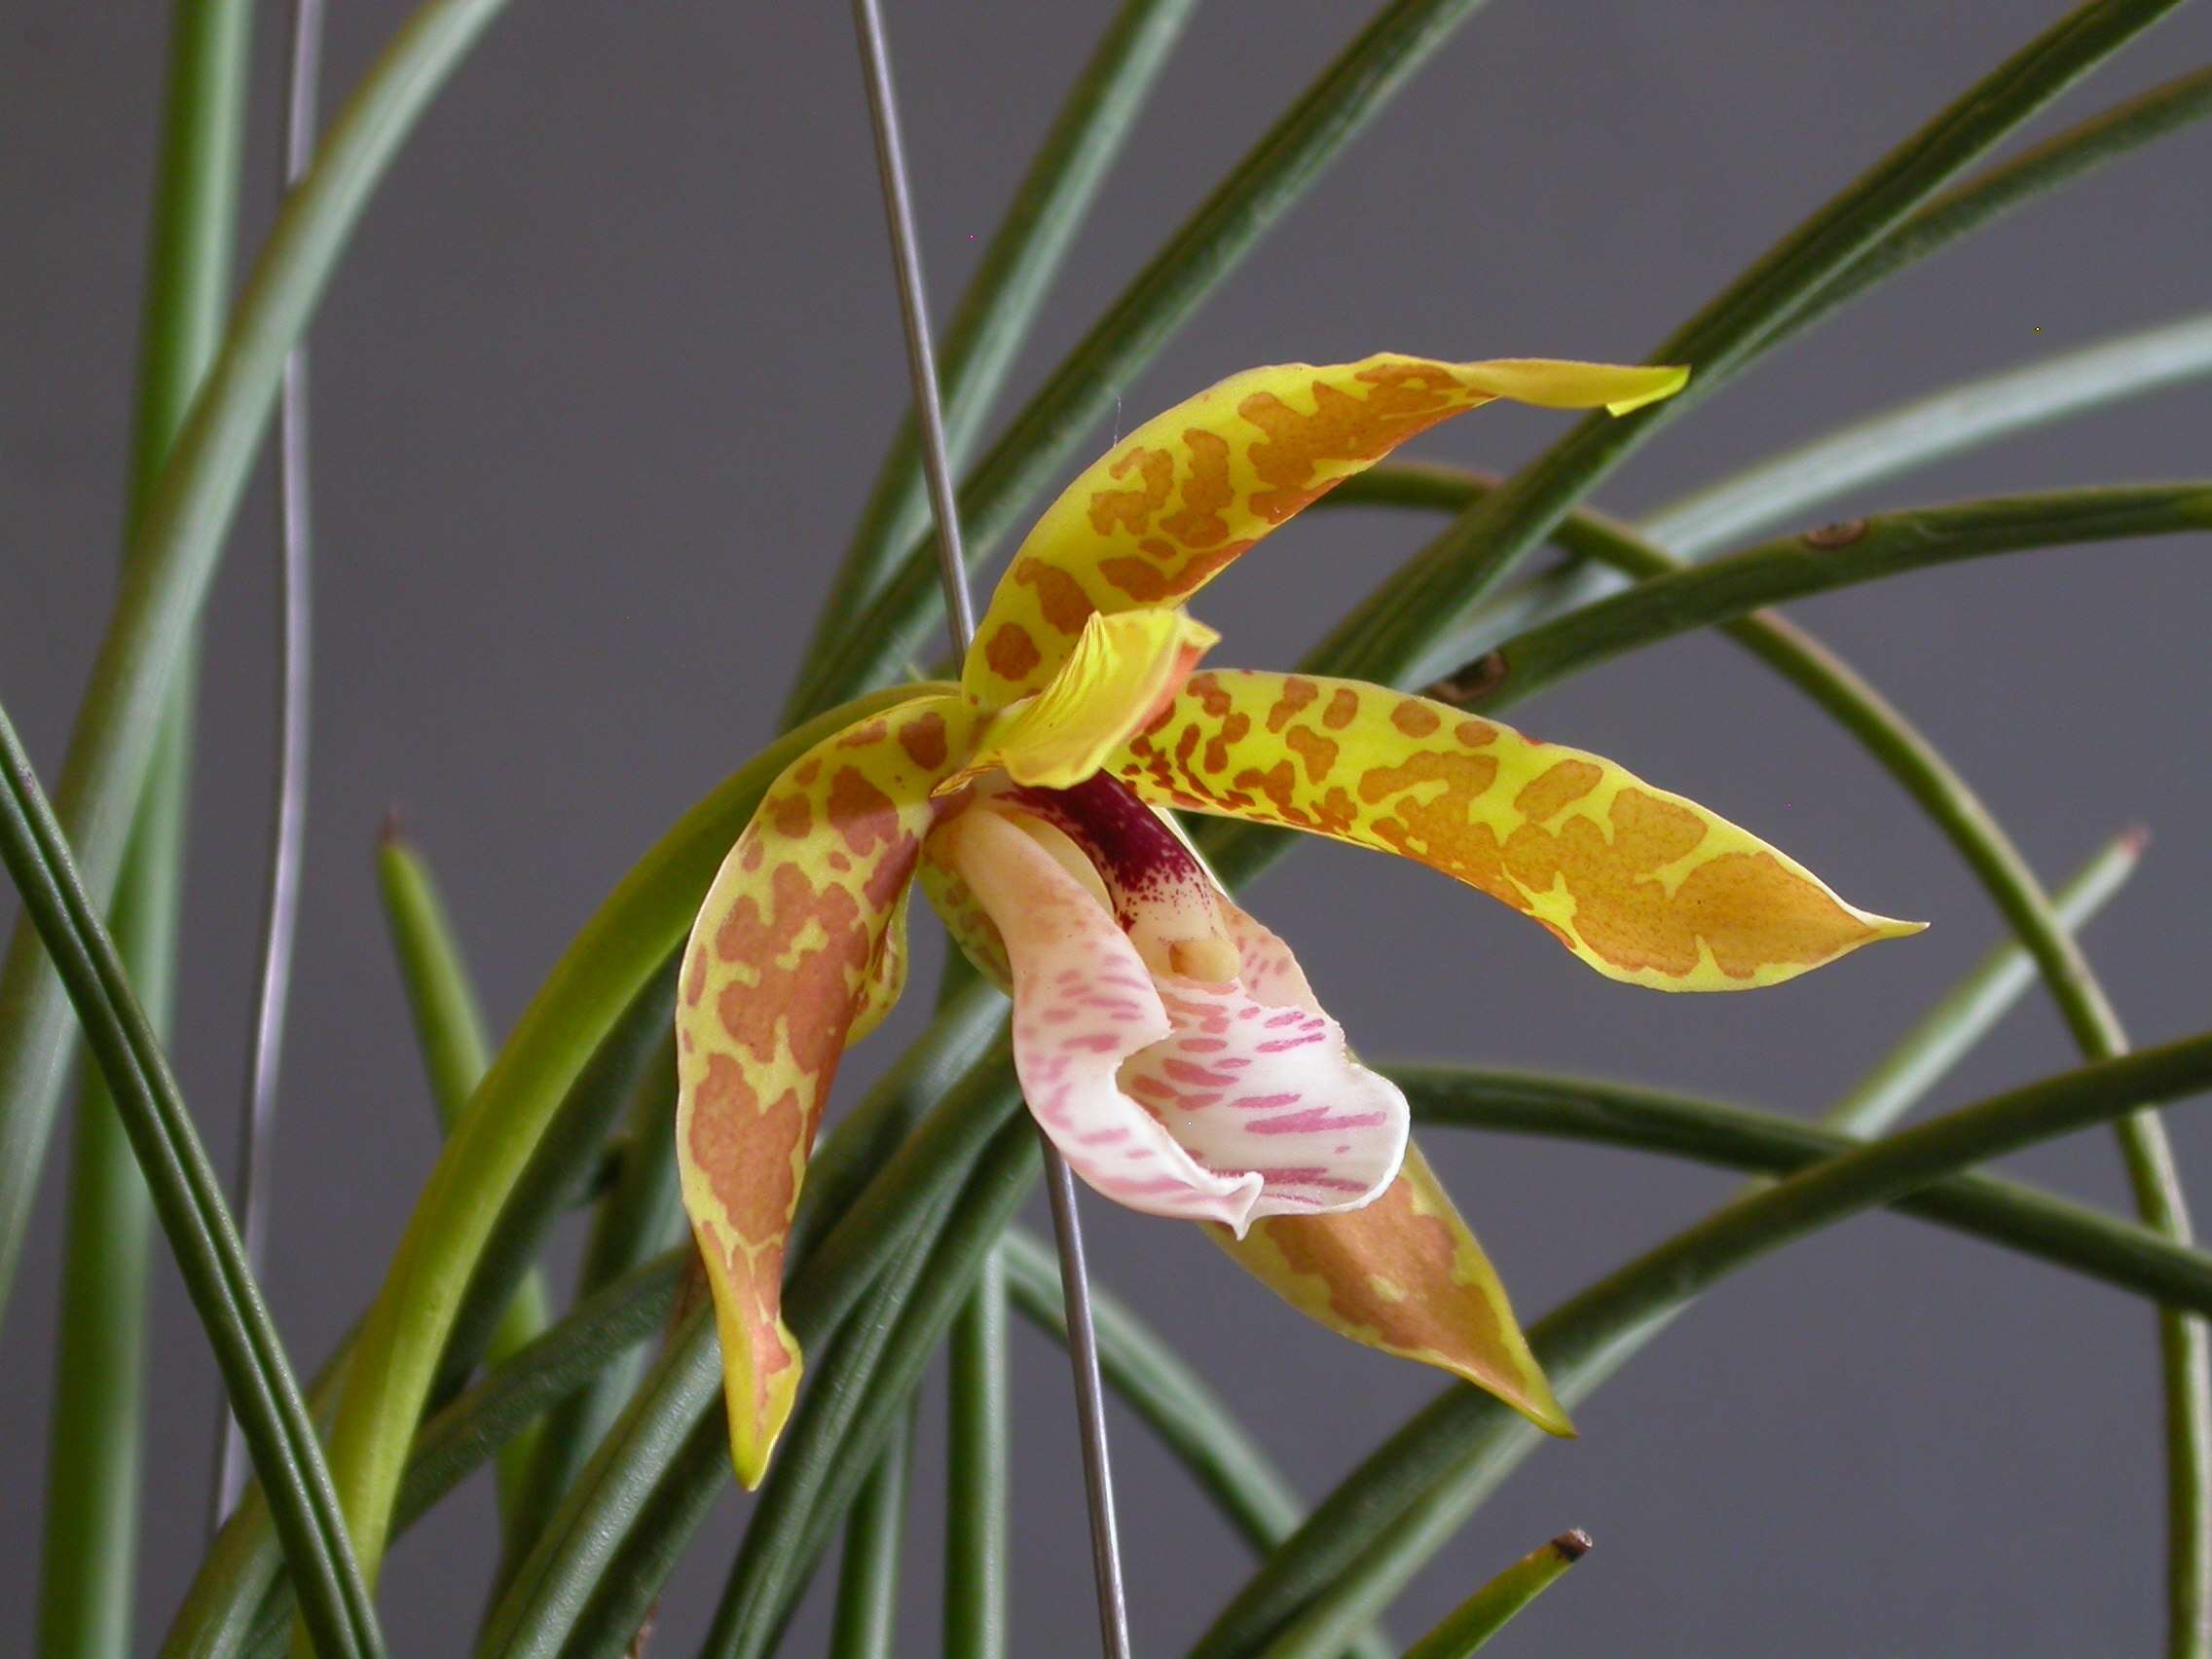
[677,353,1922,1485]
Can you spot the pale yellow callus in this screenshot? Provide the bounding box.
[961,352,1688,706]
[944,608,1218,793]
[674,691,974,1486]
[1212,1143,1571,1435]
[1116,670,1921,991]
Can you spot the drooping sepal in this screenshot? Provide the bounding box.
[963,353,1688,703]
[676,693,972,1485]
[1212,1141,1571,1436]
[1118,670,1921,990]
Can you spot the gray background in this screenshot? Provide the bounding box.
[6,3,2212,1653]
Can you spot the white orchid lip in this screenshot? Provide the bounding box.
[941,786,1409,1235]
[998,774,1240,983]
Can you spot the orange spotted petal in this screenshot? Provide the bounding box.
[676,692,976,1486]
[1117,669,1921,991]
[1202,894,1567,1430]
[962,353,1688,705]
[1212,1140,1570,1436]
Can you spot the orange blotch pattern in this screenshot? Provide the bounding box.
[1210,1144,1565,1432]
[1117,669,1905,989]
[677,694,972,1480]
[985,622,1042,682]
[963,356,1524,702]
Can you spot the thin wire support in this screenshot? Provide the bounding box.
[845,1,1131,1653]
[211,0,323,1530]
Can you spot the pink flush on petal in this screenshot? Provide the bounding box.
[941,777,1409,1234]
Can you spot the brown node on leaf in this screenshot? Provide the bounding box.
[1551,1528,1595,1561]
[1801,517,1869,549]
[1424,648,1509,707]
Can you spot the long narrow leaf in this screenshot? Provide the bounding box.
[0,0,515,1337]
[1393,1068,2212,1314]
[493,1029,681,1585]
[0,702,383,1659]
[473,1037,1020,1656]
[1455,485,2211,710]
[1777,62,2212,355]
[830,1418,913,1659]
[1000,1229,1394,1659]
[705,1127,1041,1659]
[1194,1032,2212,1657]
[168,977,1001,1656]
[788,0,1503,719]
[1827,830,2144,1138]
[318,683,935,1585]
[375,830,551,1529]
[1311,0,2190,690]
[38,7,253,1651]
[1398,1532,1590,1659]
[1646,311,2212,560]
[944,1250,1010,1658]
[1276,464,2212,1645]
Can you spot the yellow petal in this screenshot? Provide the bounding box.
[962,353,1688,703]
[945,608,1217,792]
[676,692,977,1486]
[1211,1142,1569,1434]
[1115,670,1921,990]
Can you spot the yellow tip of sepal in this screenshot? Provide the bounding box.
[719,1338,801,1493]
[696,1240,805,1491]
[1603,363,1691,416]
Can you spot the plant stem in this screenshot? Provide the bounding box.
[38,5,251,1648]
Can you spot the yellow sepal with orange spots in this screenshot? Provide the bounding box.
[963,353,1688,704]
[1211,1142,1570,1435]
[946,608,1218,792]
[849,882,912,1047]
[1118,670,1921,990]
[676,692,976,1486]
